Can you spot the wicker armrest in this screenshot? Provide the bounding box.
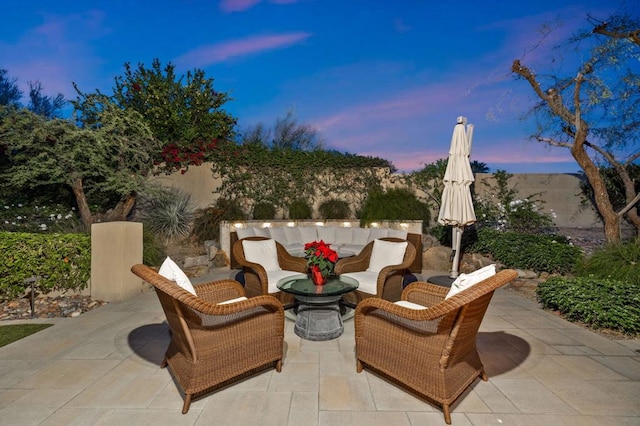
[402,281,448,307]
[334,253,370,274]
[355,296,449,322]
[195,279,246,304]
[277,248,308,272]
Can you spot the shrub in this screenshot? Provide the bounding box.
[537,276,640,335]
[289,199,312,219]
[469,228,582,273]
[0,231,91,300]
[318,198,351,219]
[0,201,83,233]
[359,188,430,232]
[253,202,276,220]
[577,240,640,285]
[143,224,167,267]
[213,198,247,221]
[136,188,195,242]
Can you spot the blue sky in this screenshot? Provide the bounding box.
[0,0,620,174]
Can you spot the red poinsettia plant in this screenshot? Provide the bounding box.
[304,240,338,279]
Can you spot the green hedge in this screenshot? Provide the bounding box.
[537,276,640,335]
[469,228,582,274]
[0,232,91,300]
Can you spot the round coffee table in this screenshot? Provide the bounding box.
[277,275,358,341]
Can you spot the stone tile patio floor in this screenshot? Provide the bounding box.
[1,268,639,426]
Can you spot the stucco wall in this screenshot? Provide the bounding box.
[153,163,602,229]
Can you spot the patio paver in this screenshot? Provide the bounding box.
[0,268,638,425]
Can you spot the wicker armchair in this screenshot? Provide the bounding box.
[354,269,518,424]
[233,236,308,301]
[334,237,416,303]
[131,264,285,414]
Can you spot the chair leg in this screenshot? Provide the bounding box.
[481,368,488,381]
[356,359,363,373]
[443,404,452,425]
[182,394,192,414]
[275,359,282,372]
[161,357,168,368]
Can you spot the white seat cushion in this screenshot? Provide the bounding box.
[394,300,427,310]
[242,239,281,272]
[266,270,307,293]
[158,256,196,295]
[341,271,378,295]
[366,239,408,273]
[218,296,248,305]
[445,264,496,299]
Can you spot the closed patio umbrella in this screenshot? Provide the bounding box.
[437,116,475,278]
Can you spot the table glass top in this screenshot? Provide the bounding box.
[277,275,358,297]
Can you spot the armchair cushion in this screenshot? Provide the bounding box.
[341,271,378,294]
[445,264,496,299]
[394,300,427,310]
[242,239,281,272]
[158,256,196,295]
[367,239,408,273]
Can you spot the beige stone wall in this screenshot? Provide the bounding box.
[154,164,602,229]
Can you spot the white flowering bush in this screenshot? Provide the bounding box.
[0,202,82,233]
[474,170,554,234]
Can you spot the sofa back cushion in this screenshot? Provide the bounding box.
[366,239,408,273]
[317,226,337,244]
[284,226,302,244]
[367,227,389,242]
[352,227,370,245]
[242,239,281,272]
[299,226,318,243]
[334,226,354,245]
[268,227,288,245]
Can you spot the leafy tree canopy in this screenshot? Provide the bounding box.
[72,58,237,174]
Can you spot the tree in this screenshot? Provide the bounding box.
[27,81,65,119]
[0,69,22,108]
[73,58,237,174]
[240,110,325,151]
[0,96,161,228]
[512,12,640,242]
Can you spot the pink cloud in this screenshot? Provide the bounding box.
[175,32,311,68]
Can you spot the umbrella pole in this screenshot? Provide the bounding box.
[450,226,463,279]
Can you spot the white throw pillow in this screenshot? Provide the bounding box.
[367,227,389,242]
[366,239,408,273]
[317,226,336,244]
[334,227,354,245]
[158,256,197,295]
[299,226,318,243]
[445,264,497,299]
[236,227,254,240]
[268,227,288,245]
[352,227,370,245]
[388,229,408,239]
[242,239,281,272]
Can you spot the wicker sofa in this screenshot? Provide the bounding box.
[229,225,422,273]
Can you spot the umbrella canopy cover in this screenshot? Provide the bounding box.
[437,117,476,227]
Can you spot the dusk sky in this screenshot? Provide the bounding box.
[0,0,622,174]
